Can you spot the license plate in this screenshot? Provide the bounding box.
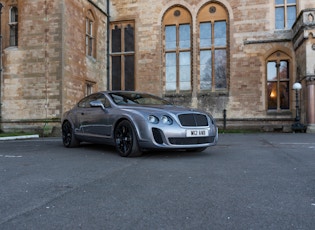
[186,129,208,137]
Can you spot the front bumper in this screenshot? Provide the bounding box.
[138,125,218,150]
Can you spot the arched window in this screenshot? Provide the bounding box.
[197,3,228,91]
[9,6,18,46]
[163,6,192,93]
[266,51,291,111]
[86,10,96,58]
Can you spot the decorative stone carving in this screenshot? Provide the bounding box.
[292,9,315,49]
[305,12,314,24]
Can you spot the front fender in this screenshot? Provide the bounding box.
[112,111,152,142]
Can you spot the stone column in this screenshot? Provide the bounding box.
[306,78,315,132]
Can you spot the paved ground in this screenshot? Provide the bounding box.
[0,133,315,229]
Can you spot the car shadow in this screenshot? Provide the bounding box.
[140,148,214,159]
[64,142,216,159]
[79,143,118,155]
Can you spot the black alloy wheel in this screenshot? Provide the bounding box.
[62,121,79,147]
[114,120,141,157]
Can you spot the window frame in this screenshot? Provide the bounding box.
[266,51,291,112]
[9,6,18,47]
[275,0,297,30]
[85,10,96,58]
[85,81,96,96]
[163,6,192,93]
[197,3,228,92]
[110,21,135,91]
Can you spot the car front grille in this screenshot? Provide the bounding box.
[178,114,208,127]
[169,136,215,145]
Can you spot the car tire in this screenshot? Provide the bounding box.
[114,120,142,157]
[62,121,80,148]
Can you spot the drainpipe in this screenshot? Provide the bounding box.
[106,0,110,90]
[0,3,3,131]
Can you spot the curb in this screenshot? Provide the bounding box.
[0,134,40,141]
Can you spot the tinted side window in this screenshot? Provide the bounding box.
[78,93,102,108]
[97,95,111,108]
[78,93,111,108]
[78,97,91,108]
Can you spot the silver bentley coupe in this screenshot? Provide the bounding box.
[61,91,218,157]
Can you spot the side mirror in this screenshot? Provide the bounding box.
[90,100,105,110]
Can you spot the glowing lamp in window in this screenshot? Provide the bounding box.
[270,90,277,98]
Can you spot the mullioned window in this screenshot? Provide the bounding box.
[9,6,18,46]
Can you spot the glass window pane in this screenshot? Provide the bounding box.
[275,7,284,29]
[165,25,176,50]
[279,82,289,109]
[267,62,277,81]
[112,56,121,90]
[87,37,93,56]
[10,26,18,46]
[179,24,190,49]
[268,82,277,110]
[200,22,211,48]
[214,21,226,47]
[275,0,284,5]
[287,0,296,4]
[279,61,289,79]
[200,51,212,90]
[10,7,18,23]
[89,22,93,35]
[179,52,191,90]
[287,6,296,28]
[125,24,134,52]
[85,36,89,53]
[112,26,121,53]
[166,53,177,91]
[125,55,135,90]
[214,49,226,88]
[86,19,89,34]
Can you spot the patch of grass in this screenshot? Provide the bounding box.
[0,132,35,137]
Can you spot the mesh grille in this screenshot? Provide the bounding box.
[178,114,208,127]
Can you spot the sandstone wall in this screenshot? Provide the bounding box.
[109,0,304,130]
[0,0,107,133]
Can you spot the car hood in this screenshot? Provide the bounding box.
[118,104,208,115]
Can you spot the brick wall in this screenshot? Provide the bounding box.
[0,0,107,133]
[2,0,62,132]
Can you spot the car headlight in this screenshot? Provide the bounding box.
[161,115,173,125]
[148,115,159,124]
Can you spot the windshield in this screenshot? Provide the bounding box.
[109,92,171,105]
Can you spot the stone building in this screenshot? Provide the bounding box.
[0,0,108,134]
[109,0,315,132]
[0,0,315,134]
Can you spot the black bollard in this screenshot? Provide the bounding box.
[223,109,226,130]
